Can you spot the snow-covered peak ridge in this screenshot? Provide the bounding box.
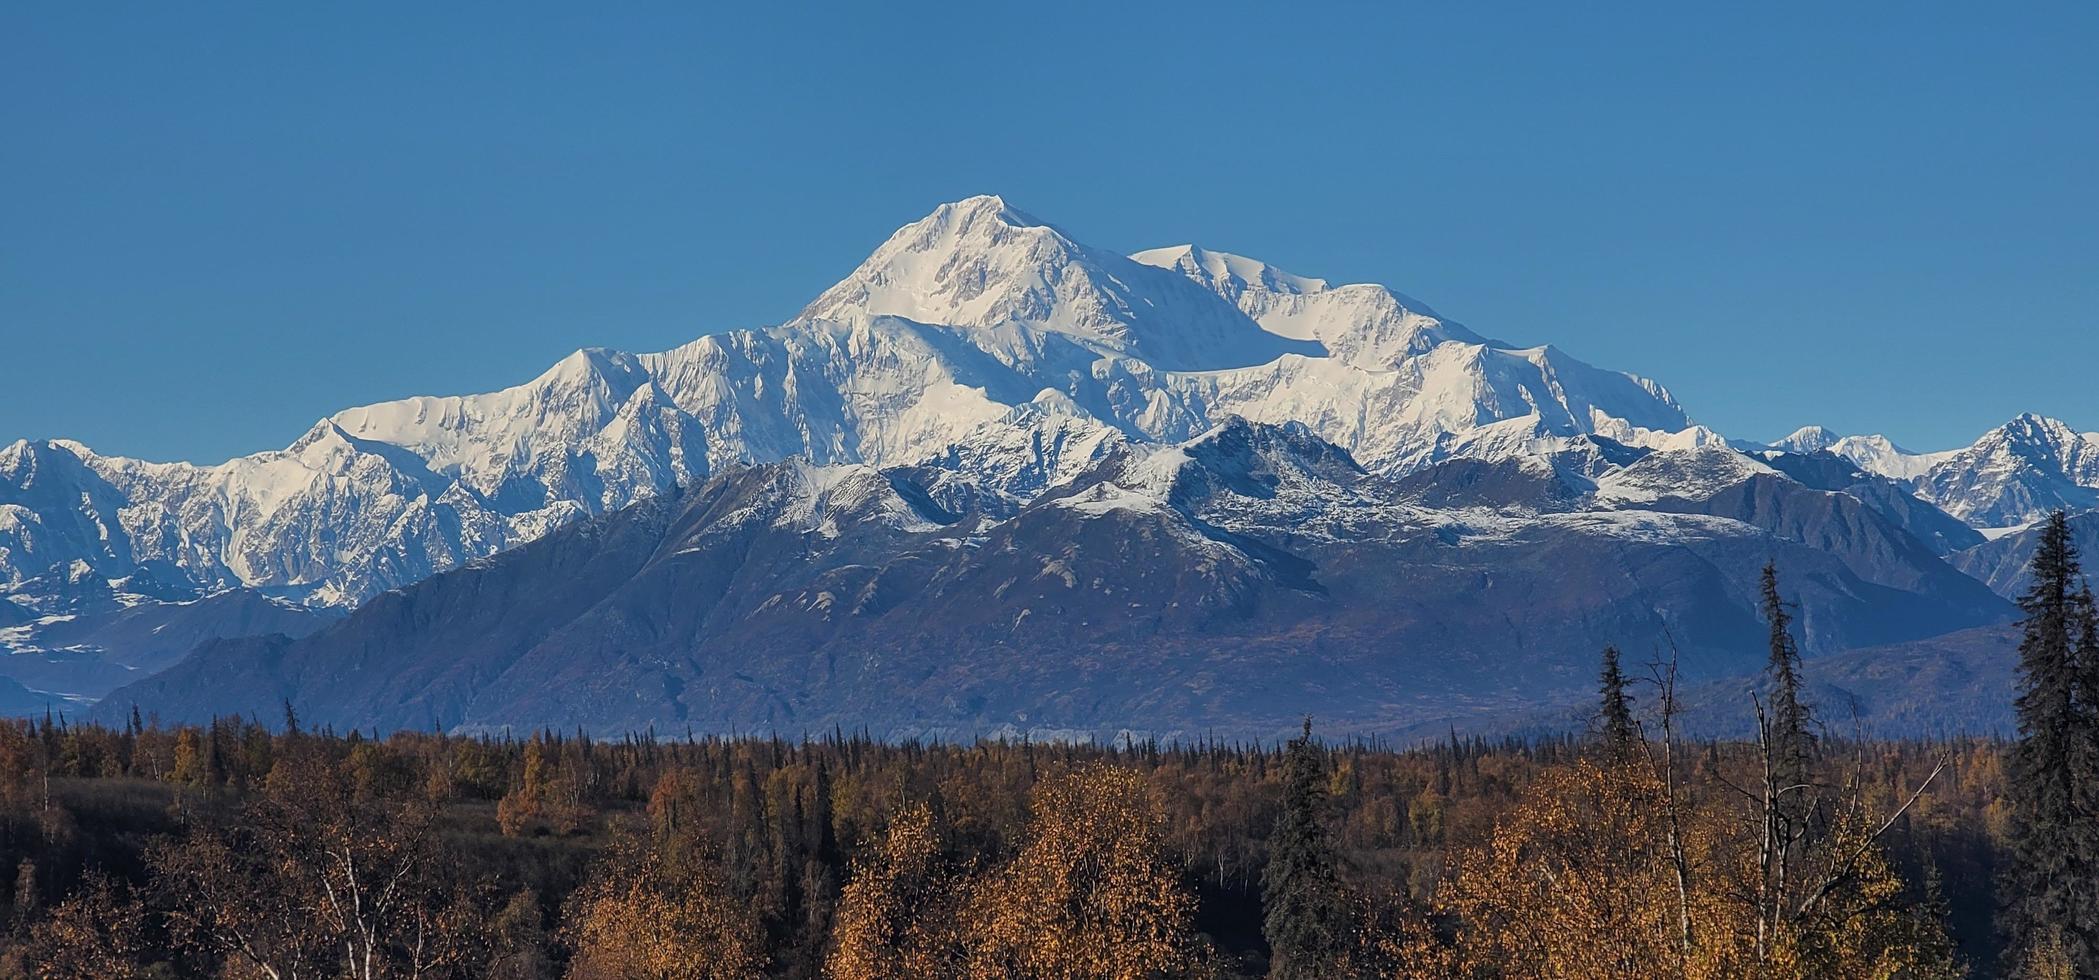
[800,197,1319,371]
[1775,415,2099,475]
[1131,245,1329,298]
[1768,415,2099,527]
[1915,414,2099,526]
[1132,243,1484,367]
[1988,413,2099,464]
[1057,417,1370,518]
[1595,446,1781,506]
[1775,425,1841,454]
[1835,436,1945,481]
[1767,426,1939,480]
[721,196,1690,477]
[328,347,654,476]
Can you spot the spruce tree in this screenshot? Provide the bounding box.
[2006,511,2099,971]
[1757,562,1818,937]
[1597,645,1638,761]
[1759,562,1814,793]
[1263,718,1350,979]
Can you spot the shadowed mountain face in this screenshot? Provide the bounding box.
[98,421,2014,742]
[1951,511,2099,600]
[1756,451,1986,556]
[0,561,333,707]
[1468,623,2023,745]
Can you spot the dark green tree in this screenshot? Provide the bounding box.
[1597,645,1638,761]
[1263,718,1351,979]
[1759,562,1814,794]
[2006,511,2099,972]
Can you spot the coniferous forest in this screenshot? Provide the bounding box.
[2,515,2097,978]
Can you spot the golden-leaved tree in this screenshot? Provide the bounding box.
[825,803,966,980]
[21,873,153,980]
[562,837,763,980]
[1440,755,1965,979]
[1441,759,1716,978]
[960,764,1202,979]
[564,771,763,980]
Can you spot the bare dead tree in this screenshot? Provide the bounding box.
[1644,634,1696,969]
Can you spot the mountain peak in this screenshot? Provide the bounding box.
[870,195,1058,258]
[1182,416,1366,484]
[798,194,1099,334]
[1967,413,2093,478]
[799,196,1315,371]
[1997,412,2078,443]
[0,437,97,482]
[929,193,1040,228]
[1775,425,1840,453]
[533,347,648,390]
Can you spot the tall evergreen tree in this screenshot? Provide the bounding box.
[1759,562,1814,792]
[1758,561,1818,942]
[1597,645,1638,760]
[2006,511,2099,971]
[1263,719,1352,979]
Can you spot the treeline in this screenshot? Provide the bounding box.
[0,713,1994,978]
[3,516,2098,977]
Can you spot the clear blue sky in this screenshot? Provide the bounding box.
[5,3,2094,463]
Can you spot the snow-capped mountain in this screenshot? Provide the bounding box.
[12,193,2082,733]
[1777,414,2099,528]
[2,195,1707,609]
[802,197,1320,371]
[95,418,2013,740]
[1774,427,1950,481]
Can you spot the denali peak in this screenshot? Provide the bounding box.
[0,195,2073,621]
[799,194,1320,371]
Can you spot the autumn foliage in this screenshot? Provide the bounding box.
[563,836,763,980]
[0,715,2012,979]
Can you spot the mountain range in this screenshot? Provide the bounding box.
[5,196,2092,739]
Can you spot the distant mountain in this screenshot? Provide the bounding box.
[1662,623,2021,739]
[1951,511,2099,599]
[0,674,54,719]
[1777,414,2099,528]
[1754,450,1985,556]
[0,560,333,703]
[97,420,2014,741]
[3,195,2077,736]
[3,196,1700,612]
[1495,623,2022,743]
